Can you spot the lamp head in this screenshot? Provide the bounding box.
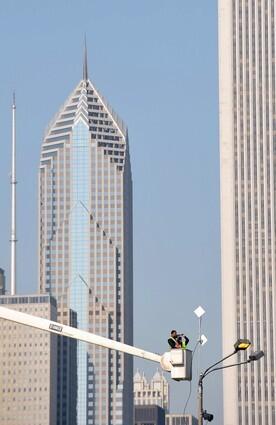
[234,339,251,351]
[249,350,264,361]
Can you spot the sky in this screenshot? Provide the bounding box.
[0,0,222,421]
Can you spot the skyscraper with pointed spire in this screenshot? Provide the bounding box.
[39,46,133,425]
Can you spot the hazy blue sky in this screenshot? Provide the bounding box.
[0,0,222,421]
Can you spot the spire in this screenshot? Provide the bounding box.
[83,35,88,81]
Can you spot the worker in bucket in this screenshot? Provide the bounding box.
[168,330,189,350]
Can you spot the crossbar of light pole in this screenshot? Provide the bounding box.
[0,306,162,364]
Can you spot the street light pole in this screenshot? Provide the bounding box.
[197,350,237,425]
[198,373,204,425]
[197,356,244,425]
[197,342,264,424]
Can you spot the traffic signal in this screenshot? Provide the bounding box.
[203,410,214,422]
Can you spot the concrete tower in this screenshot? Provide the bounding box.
[219,1,276,424]
[39,48,133,425]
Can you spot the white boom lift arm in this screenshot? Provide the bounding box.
[0,306,192,381]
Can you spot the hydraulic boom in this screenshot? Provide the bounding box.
[0,305,192,381]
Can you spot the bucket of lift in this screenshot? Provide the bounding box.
[170,349,192,381]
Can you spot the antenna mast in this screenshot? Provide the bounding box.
[10,93,17,295]
[83,35,88,81]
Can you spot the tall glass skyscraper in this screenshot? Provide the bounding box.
[39,51,133,425]
[219,1,276,424]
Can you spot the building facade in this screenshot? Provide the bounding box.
[39,55,133,425]
[219,1,276,424]
[165,414,197,425]
[0,269,5,295]
[135,405,165,425]
[134,370,169,413]
[0,295,58,425]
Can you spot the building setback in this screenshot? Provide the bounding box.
[0,295,57,425]
[219,0,276,424]
[38,51,133,425]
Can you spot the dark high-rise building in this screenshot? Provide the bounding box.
[135,405,165,425]
[56,307,77,425]
[0,269,5,295]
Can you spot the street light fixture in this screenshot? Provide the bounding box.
[234,338,251,351]
[203,350,265,377]
[197,340,264,425]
